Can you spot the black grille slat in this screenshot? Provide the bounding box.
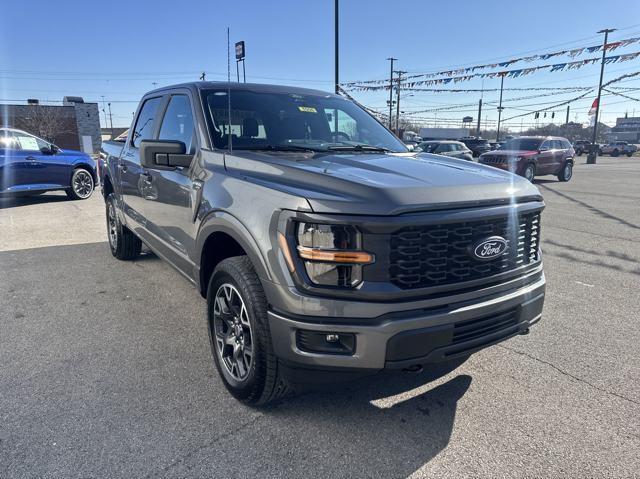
[452,309,519,344]
[389,211,541,290]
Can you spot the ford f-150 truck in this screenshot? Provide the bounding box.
[100,82,545,406]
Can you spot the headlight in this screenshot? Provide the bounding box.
[295,223,374,287]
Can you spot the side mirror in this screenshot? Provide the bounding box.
[140,140,193,169]
[40,145,56,155]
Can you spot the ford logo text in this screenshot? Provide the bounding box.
[471,236,508,261]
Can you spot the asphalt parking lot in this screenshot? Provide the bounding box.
[1,156,639,478]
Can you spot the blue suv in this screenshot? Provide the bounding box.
[0,128,96,199]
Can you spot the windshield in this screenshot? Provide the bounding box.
[502,138,543,151]
[203,89,408,153]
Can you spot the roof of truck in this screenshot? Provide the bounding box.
[146,81,339,98]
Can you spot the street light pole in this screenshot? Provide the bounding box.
[387,58,396,129]
[334,0,339,94]
[496,75,505,141]
[107,102,114,138]
[587,28,616,164]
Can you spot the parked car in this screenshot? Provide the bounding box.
[600,141,637,157]
[572,140,591,156]
[489,141,501,150]
[460,137,491,157]
[479,136,574,182]
[404,140,419,151]
[100,82,545,406]
[0,128,96,199]
[418,140,474,161]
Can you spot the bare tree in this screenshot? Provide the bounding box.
[18,106,74,144]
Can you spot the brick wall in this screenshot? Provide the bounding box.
[0,102,101,153]
[73,103,102,153]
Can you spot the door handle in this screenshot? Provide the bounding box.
[26,156,38,161]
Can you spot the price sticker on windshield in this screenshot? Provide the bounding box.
[298,106,317,113]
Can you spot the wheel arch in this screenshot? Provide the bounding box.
[72,162,98,183]
[196,212,272,298]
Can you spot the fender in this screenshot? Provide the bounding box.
[195,210,273,291]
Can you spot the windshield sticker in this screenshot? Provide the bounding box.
[298,106,317,113]
[17,136,40,150]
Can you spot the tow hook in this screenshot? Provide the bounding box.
[402,364,423,374]
[520,328,530,335]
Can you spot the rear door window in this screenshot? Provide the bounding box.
[131,97,162,148]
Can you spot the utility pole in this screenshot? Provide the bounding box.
[395,70,406,134]
[387,58,396,130]
[476,98,482,136]
[565,104,570,125]
[100,96,108,129]
[496,75,505,141]
[199,72,206,81]
[107,102,114,137]
[588,28,616,164]
[334,0,339,94]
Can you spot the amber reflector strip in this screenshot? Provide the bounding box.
[297,246,374,264]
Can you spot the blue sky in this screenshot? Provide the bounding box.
[2,0,640,129]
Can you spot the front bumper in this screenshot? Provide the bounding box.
[268,273,544,371]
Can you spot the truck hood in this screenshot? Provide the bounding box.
[224,151,542,215]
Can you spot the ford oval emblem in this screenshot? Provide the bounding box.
[471,236,508,261]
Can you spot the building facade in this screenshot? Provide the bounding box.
[609,117,640,143]
[0,98,101,153]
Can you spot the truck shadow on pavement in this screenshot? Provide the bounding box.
[256,361,472,477]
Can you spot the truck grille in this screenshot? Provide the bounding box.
[480,156,506,164]
[389,211,541,289]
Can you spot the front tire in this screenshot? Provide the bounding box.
[557,161,573,182]
[612,149,620,157]
[207,256,290,406]
[66,168,94,200]
[106,193,141,260]
[523,163,536,182]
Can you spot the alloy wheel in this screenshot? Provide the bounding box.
[73,170,93,198]
[213,283,253,381]
[107,201,118,248]
[564,163,573,180]
[524,165,534,182]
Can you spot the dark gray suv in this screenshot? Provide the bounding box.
[100,82,545,406]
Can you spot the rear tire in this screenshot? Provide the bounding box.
[627,152,633,157]
[207,256,291,406]
[66,168,94,200]
[557,161,573,182]
[523,163,536,182]
[106,193,141,260]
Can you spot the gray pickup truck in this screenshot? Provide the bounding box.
[100,82,545,406]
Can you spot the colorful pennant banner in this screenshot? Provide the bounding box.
[343,51,640,91]
[342,36,640,87]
